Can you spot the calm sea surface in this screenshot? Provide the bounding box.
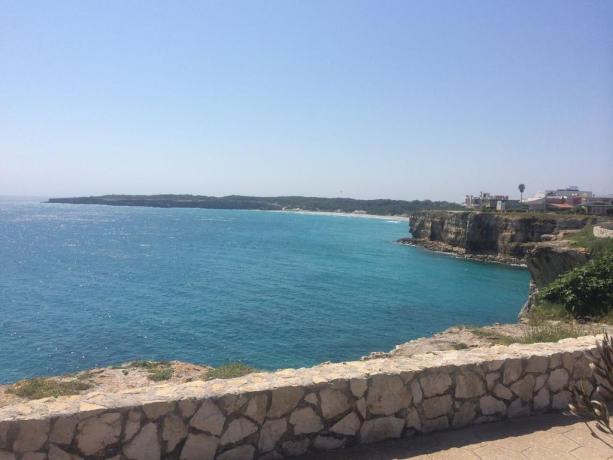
[0,199,530,383]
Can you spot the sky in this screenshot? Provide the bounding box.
[1,0,612,202]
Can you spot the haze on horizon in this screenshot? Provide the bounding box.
[1,0,612,202]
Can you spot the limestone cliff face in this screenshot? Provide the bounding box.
[408,211,591,260]
[525,243,590,288]
[406,211,595,317]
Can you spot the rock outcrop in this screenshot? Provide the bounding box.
[404,211,592,263]
[402,211,596,316]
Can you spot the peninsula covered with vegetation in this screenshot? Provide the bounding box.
[47,194,464,215]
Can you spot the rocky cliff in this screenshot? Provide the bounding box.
[403,211,595,316]
[405,211,592,263]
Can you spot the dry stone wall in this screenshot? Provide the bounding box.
[0,337,601,460]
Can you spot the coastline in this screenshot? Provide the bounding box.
[273,209,412,222]
[397,237,528,267]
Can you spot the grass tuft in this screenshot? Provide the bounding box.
[8,377,92,400]
[205,363,257,381]
[518,321,594,344]
[128,360,174,381]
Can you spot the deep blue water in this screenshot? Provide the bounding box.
[0,199,530,383]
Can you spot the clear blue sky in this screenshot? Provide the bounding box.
[1,0,612,201]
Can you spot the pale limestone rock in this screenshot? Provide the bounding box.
[479,396,506,416]
[526,356,549,373]
[50,416,78,445]
[534,387,550,410]
[0,422,9,449]
[562,354,575,373]
[20,453,46,460]
[259,451,283,460]
[405,407,421,431]
[508,399,530,418]
[218,395,249,415]
[220,417,258,446]
[124,423,160,460]
[163,414,188,452]
[258,418,287,453]
[281,439,310,457]
[366,375,411,415]
[422,416,448,433]
[289,407,323,435]
[76,413,121,456]
[502,359,522,385]
[359,417,404,443]
[485,373,499,391]
[573,359,592,379]
[319,388,351,420]
[485,360,504,372]
[419,373,452,398]
[313,435,345,450]
[180,433,219,460]
[304,393,318,406]
[245,394,268,425]
[548,368,569,392]
[422,395,452,419]
[123,410,142,442]
[552,391,572,410]
[350,379,368,398]
[510,374,535,402]
[178,399,198,418]
[550,353,563,369]
[409,380,423,404]
[493,384,513,400]
[268,387,304,418]
[455,372,485,399]
[13,419,49,453]
[330,412,361,436]
[143,402,174,421]
[535,374,548,392]
[190,400,225,436]
[218,445,255,460]
[356,398,367,419]
[453,401,476,428]
[49,444,82,460]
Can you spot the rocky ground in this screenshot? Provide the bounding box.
[362,322,613,360]
[0,360,211,408]
[396,238,526,266]
[2,321,611,408]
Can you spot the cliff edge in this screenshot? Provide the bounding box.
[401,211,596,316]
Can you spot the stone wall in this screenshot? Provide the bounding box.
[0,337,601,460]
[594,225,613,239]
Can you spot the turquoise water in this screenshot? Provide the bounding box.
[0,200,530,383]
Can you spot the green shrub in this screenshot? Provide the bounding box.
[128,360,174,381]
[8,377,91,400]
[540,249,613,318]
[205,363,256,380]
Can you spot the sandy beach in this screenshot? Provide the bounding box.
[275,209,412,222]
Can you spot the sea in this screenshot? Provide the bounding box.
[0,199,530,383]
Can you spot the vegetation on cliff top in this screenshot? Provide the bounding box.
[8,376,92,399]
[47,194,464,215]
[204,362,257,380]
[539,248,613,319]
[566,225,613,257]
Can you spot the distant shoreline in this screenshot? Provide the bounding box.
[274,209,412,222]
